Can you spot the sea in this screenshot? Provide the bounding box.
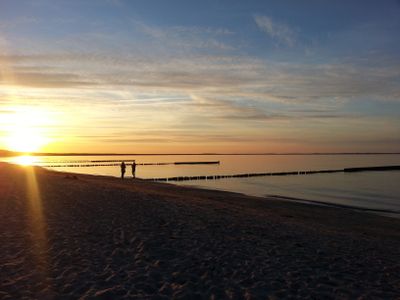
[3,154,400,216]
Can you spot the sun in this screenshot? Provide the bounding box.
[3,106,53,153]
[5,127,48,153]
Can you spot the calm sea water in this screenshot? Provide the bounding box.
[3,154,400,214]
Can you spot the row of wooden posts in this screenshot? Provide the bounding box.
[36,160,400,182]
[145,165,400,182]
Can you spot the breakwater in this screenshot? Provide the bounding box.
[145,165,400,182]
[344,165,400,172]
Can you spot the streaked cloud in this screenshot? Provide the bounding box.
[1,51,399,104]
[0,70,94,88]
[254,15,296,47]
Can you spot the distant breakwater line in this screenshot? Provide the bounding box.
[39,161,220,168]
[145,165,400,182]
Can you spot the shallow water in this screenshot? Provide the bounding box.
[3,154,400,213]
[179,170,400,213]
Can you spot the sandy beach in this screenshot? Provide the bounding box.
[1,162,400,299]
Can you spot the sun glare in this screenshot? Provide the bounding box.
[6,127,48,153]
[3,107,54,153]
[13,155,37,166]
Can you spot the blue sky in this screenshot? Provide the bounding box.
[0,0,399,153]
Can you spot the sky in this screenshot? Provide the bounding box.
[0,0,399,153]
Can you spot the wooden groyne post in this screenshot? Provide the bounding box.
[145,165,400,182]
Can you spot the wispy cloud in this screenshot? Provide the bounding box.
[0,70,94,88]
[135,21,235,52]
[1,51,399,104]
[188,95,356,123]
[254,15,296,47]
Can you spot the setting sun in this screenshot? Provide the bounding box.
[5,127,48,152]
[2,106,54,153]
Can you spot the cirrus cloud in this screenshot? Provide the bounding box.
[254,15,296,47]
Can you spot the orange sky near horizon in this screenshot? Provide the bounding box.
[0,89,399,154]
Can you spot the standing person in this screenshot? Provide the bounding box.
[131,161,136,178]
[120,161,126,179]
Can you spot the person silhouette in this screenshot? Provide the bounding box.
[120,161,126,179]
[131,161,136,178]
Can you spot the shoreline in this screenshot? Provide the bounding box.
[180,179,400,219]
[267,194,400,219]
[5,157,400,218]
[1,162,400,298]
[69,167,400,219]
[5,160,400,220]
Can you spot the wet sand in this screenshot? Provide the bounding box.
[1,162,400,299]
